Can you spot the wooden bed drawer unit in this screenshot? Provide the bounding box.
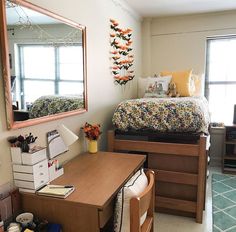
[108,130,207,223]
[148,153,198,173]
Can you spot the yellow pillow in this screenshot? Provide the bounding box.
[161,70,193,97]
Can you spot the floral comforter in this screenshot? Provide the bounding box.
[112,97,210,134]
[29,95,84,119]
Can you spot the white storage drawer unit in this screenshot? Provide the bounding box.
[11,147,47,165]
[13,158,49,191]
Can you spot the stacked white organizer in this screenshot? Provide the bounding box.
[11,147,49,193]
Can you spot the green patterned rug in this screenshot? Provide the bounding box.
[212,173,236,232]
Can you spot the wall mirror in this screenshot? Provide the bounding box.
[0,0,87,129]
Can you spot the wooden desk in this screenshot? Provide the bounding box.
[21,152,145,232]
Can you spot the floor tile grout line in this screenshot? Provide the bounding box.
[225,224,236,232]
[214,224,225,232]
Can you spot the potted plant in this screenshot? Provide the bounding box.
[82,122,102,154]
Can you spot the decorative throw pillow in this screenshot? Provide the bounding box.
[190,74,204,96]
[114,169,148,232]
[138,77,149,98]
[160,69,192,97]
[144,75,172,98]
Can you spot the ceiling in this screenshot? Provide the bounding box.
[7,5,59,25]
[124,0,236,17]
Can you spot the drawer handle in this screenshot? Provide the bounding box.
[40,173,44,176]
[40,180,44,184]
[39,165,43,168]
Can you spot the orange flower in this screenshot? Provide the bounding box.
[110,33,116,37]
[120,76,129,81]
[113,55,121,60]
[110,50,118,54]
[119,45,128,50]
[110,19,119,26]
[123,28,132,34]
[120,60,129,64]
[112,66,119,70]
[81,122,102,141]
[126,41,133,46]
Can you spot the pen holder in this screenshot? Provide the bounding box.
[49,164,64,182]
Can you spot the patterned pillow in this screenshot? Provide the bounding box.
[144,75,172,98]
[114,169,148,232]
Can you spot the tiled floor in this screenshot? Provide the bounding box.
[154,167,221,232]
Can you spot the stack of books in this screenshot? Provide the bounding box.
[36,185,75,199]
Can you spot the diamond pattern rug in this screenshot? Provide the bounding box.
[212,173,236,232]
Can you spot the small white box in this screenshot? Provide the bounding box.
[49,165,64,182]
[10,147,22,164]
[22,148,47,165]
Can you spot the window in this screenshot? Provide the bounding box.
[205,37,236,124]
[18,44,83,109]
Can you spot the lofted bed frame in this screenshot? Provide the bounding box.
[107,130,208,223]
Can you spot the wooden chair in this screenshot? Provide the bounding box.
[130,170,155,232]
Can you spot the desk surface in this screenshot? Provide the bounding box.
[51,151,145,209]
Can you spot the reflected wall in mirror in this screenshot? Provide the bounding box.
[0,0,87,129]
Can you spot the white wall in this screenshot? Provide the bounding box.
[142,10,236,76]
[0,0,142,185]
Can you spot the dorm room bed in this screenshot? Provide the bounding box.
[108,96,210,223]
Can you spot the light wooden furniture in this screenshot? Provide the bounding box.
[222,125,236,174]
[130,170,155,232]
[20,152,146,232]
[108,130,207,223]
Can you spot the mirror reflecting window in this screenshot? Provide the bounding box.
[0,0,87,129]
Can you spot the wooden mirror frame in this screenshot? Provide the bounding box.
[0,0,87,129]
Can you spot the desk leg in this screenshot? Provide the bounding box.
[21,194,100,232]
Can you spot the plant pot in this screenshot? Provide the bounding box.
[88,140,98,154]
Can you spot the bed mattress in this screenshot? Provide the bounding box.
[112,97,210,134]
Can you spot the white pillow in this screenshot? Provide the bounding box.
[144,75,172,98]
[138,77,149,98]
[114,169,148,232]
[190,74,204,96]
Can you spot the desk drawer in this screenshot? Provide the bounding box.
[99,199,114,228]
[13,167,48,182]
[13,159,48,174]
[14,174,48,190]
